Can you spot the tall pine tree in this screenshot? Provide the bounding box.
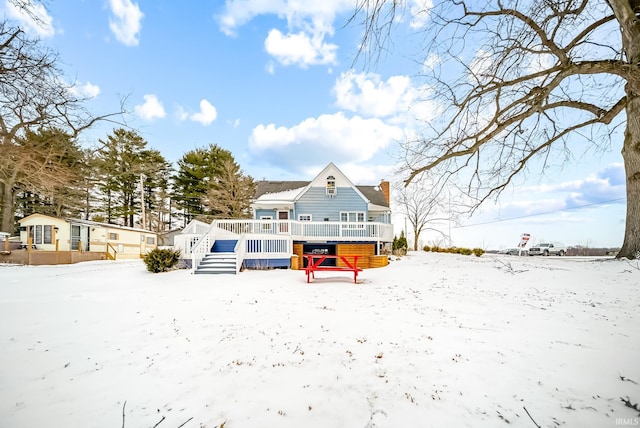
[93,128,171,228]
[173,144,234,224]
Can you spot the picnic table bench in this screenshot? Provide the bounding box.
[303,254,363,283]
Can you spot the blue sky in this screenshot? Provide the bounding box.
[1,0,626,249]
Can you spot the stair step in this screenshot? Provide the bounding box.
[196,252,238,275]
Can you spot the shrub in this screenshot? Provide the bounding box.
[393,231,408,256]
[422,245,484,257]
[472,248,485,257]
[143,248,181,273]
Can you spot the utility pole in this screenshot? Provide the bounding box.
[448,190,452,247]
[140,173,147,230]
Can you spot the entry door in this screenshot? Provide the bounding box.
[71,225,90,251]
[278,211,289,233]
[81,226,90,251]
[71,225,80,250]
[140,235,146,253]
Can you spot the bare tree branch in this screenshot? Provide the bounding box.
[353,0,640,258]
[0,21,125,232]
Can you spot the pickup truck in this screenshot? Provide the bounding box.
[529,243,566,256]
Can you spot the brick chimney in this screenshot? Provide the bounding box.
[379,180,390,205]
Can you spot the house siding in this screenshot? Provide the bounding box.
[369,213,390,223]
[255,209,276,219]
[294,187,367,221]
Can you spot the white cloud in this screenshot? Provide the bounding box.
[108,0,144,46]
[334,72,413,117]
[333,72,437,123]
[189,99,218,126]
[472,163,627,228]
[218,0,350,69]
[175,105,189,121]
[265,29,337,68]
[339,163,397,185]
[265,61,276,75]
[249,112,404,173]
[6,0,55,37]
[409,0,433,29]
[70,81,101,99]
[521,163,626,205]
[422,53,441,72]
[217,0,352,37]
[134,94,165,121]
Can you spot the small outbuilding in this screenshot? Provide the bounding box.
[17,214,157,261]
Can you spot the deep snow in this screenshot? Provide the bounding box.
[1,252,639,427]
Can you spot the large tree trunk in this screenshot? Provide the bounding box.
[613,0,640,259]
[618,94,640,259]
[1,181,15,234]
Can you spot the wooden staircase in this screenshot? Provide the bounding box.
[195,252,237,274]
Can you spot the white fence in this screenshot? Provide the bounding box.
[186,219,393,272]
[211,219,393,242]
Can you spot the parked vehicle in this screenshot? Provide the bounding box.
[529,243,566,256]
[498,248,525,255]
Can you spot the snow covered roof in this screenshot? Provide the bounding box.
[256,186,306,202]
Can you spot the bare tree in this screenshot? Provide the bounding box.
[0,21,121,233]
[204,159,256,219]
[353,0,640,259]
[397,181,452,251]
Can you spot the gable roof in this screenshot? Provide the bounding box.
[255,181,310,199]
[253,163,389,208]
[358,185,389,208]
[254,183,389,208]
[18,213,157,234]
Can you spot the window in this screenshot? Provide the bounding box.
[43,225,52,244]
[340,211,366,229]
[108,232,119,240]
[34,225,42,244]
[260,215,273,231]
[298,214,312,221]
[340,212,365,222]
[326,175,336,196]
[146,236,155,245]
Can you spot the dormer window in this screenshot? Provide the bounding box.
[326,175,336,196]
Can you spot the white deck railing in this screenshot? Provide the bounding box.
[239,234,293,270]
[211,219,393,242]
[234,234,247,274]
[174,233,203,258]
[190,220,233,273]
[187,219,392,270]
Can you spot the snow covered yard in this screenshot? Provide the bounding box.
[0,252,639,428]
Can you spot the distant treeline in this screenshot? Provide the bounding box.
[565,247,620,257]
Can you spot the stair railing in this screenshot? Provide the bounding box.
[190,222,219,274]
[234,234,248,273]
[106,243,117,260]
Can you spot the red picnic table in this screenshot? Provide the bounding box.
[303,254,363,283]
